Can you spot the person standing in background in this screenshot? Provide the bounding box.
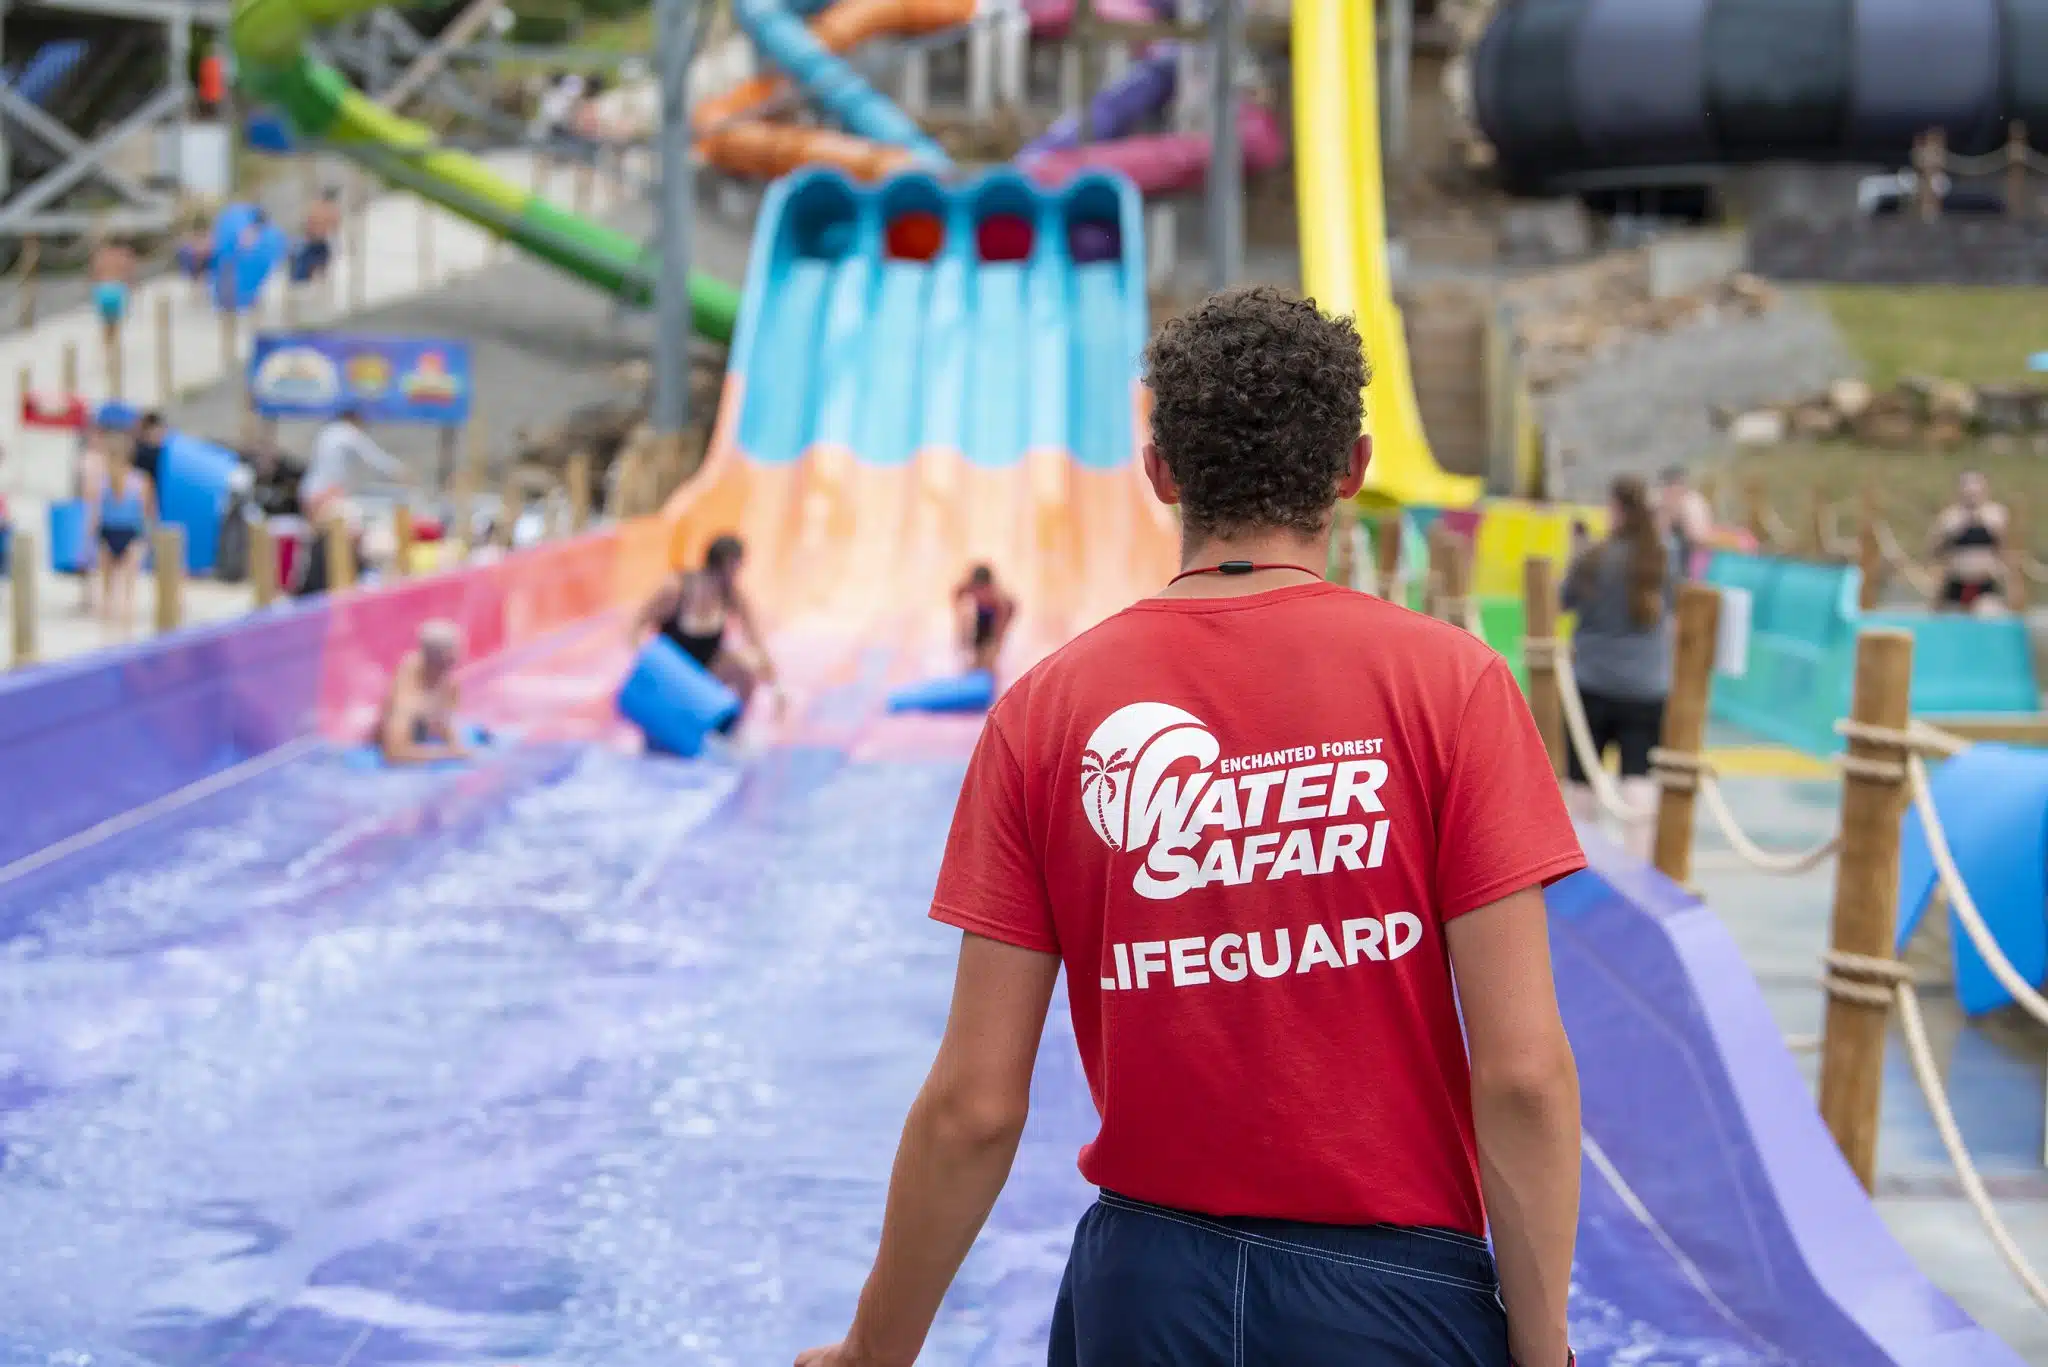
[1561,474,1674,858]
[1656,466,1715,580]
[82,435,154,639]
[1928,470,2009,614]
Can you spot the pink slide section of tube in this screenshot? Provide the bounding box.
[1023,103,1285,195]
[1025,0,1157,38]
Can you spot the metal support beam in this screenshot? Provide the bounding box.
[652,0,703,435]
[0,86,180,236]
[1384,0,1411,164]
[1206,0,1243,289]
[379,0,505,113]
[17,0,226,22]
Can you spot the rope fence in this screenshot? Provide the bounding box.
[1373,536,2048,1310]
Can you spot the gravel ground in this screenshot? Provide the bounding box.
[1538,291,1857,501]
[161,183,752,485]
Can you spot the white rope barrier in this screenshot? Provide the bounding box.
[1874,521,1941,600]
[1549,649,1654,823]
[1894,978,2048,1310]
[1697,777,1841,873]
[1819,502,1859,561]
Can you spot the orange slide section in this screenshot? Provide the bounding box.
[646,379,1180,741]
[694,0,973,181]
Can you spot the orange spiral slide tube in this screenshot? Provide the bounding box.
[695,0,975,181]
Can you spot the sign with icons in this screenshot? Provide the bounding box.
[248,332,473,426]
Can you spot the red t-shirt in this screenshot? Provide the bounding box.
[928,581,1585,1234]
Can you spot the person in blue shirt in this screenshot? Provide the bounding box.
[83,434,156,638]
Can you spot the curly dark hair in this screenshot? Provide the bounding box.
[1142,286,1370,540]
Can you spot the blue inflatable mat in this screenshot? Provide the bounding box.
[887,669,996,714]
[341,724,496,771]
[1896,743,2048,1016]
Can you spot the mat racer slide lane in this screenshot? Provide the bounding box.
[231,0,740,339]
[1290,0,1479,509]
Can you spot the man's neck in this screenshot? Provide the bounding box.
[1161,528,1332,598]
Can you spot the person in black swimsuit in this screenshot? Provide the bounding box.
[953,563,1017,673]
[1928,471,2009,613]
[631,533,777,735]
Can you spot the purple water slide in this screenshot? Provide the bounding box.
[1024,100,1285,196]
[1020,47,1178,159]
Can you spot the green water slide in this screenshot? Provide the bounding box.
[232,0,739,341]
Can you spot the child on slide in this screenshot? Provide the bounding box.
[378,620,475,765]
[953,563,1016,673]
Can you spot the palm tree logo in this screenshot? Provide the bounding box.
[1079,702,1211,851]
[1081,747,1135,850]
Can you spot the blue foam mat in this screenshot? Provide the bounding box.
[1897,743,2048,1016]
[340,723,496,771]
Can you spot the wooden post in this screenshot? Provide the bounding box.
[1743,476,1768,546]
[1422,526,1448,619]
[218,308,238,375]
[154,295,175,401]
[392,504,416,577]
[574,160,595,215]
[15,364,31,418]
[2009,121,2030,222]
[2006,496,2030,612]
[1808,488,1828,558]
[152,525,186,633]
[1443,530,1474,632]
[249,519,279,607]
[59,340,78,395]
[1523,556,1566,779]
[1914,129,1944,222]
[349,184,370,311]
[1651,583,1723,884]
[8,530,37,667]
[1375,514,1403,600]
[17,236,39,327]
[567,451,592,533]
[497,466,521,548]
[1858,487,1883,611]
[418,198,435,283]
[103,320,124,400]
[324,511,356,591]
[1818,628,1915,1192]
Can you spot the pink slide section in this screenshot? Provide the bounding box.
[1024,102,1285,195]
[1025,0,1157,38]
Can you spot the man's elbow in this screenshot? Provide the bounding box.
[1472,1038,1580,1119]
[922,1078,1030,1150]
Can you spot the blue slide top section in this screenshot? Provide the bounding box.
[732,0,949,166]
[729,166,1147,472]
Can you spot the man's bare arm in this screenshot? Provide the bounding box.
[1446,885,1581,1367]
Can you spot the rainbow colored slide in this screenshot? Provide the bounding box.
[231,0,740,338]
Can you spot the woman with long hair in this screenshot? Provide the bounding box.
[629,533,779,742]
[82,433,155,640]
[1561,474,1673,857]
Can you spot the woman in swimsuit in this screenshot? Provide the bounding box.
[1928,471,2009,613]
[82,434,154,638]
[631,533,776,734]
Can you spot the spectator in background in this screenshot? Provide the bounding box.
[176,223,216,296]
[294,187,342,285]
[88,234,136,337]
[1656,466,1715,580]
[1561,473,1674,859]
[132,410,170,488]
[82,433,155,639]
[531,69,586,144]
[1928,470,2009,615]
[301,407,409,526]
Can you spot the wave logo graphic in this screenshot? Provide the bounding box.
[1080,702,1218,853]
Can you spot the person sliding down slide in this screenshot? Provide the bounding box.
[799,289,1585,1367]
[630,534,779,736]
[379,620,473,765]
[953,563,1016,672]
